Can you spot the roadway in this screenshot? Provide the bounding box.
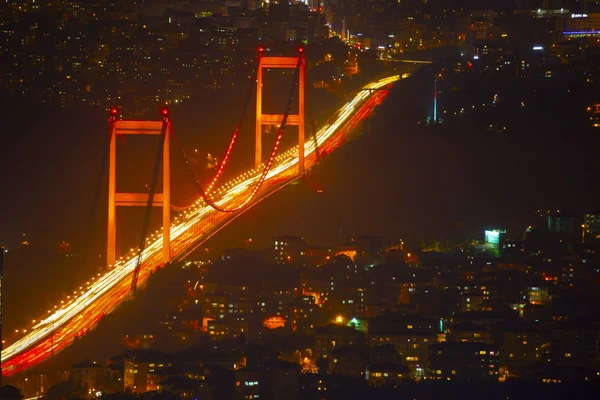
[1,75,401,376]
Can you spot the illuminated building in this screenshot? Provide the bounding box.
[123,349,171,393]
[273,236,308,264]
[501,239,524,258]
[548,212,576,234]
[398,282,416,304]
[201,291,253,330]
[496,320,543,376]
[472,43,507,58]
[202,292,228,321]
[366,363,411,386]
[328,346,367,377]
[528,286,550,305]
[315,324,363,358]
[71,361,106,395]
[122,333,157,349]
[459,292,485,313]
[428,342,500,381]
[583,210,600,241]
[446,322,493,343]
[329,286,365,316]
[236,367,261,399]
[157,374,209,398]
[368,316,438,372]
[317,254,364,313]
[484,229,506,245]
[563,12,600,37]
[228,298,254,323]
[334,246,358,261]
[470,11,499,40]
[207,319,248,339]
[285,296,316,331]
[263,316,286,330]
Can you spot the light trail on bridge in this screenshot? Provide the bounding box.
[1,75,401,376]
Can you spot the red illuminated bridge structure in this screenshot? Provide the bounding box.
[1,46,403,376]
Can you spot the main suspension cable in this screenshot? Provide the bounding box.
[206,76,255,193]
[178,54,304,213]
[170,76,255,212]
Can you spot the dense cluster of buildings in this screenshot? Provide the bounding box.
[0,0,330,115]
[2,1,600,116]
[7,208,600,399]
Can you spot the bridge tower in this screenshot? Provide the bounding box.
[107,107,171,269]
[255,46,306,174]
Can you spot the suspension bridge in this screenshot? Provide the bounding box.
[1,47,402,377]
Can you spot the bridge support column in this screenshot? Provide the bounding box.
[106,107,171,269]
[298,51,305,175]
[107,112,117,269]
[255,48,263,170]
[162,119,171,264]
[255,46,305,175]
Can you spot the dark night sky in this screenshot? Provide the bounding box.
[1,66,600,333]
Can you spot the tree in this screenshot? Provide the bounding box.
[46,380,72,400]
[0,385,24,400]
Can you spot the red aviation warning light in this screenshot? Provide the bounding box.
[108,106,119,122]
[297,45,304,54]
[160,106,170,118]
[257,45,265,60]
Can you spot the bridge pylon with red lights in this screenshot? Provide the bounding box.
[255,46,306,174]
[106,107,172,269]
